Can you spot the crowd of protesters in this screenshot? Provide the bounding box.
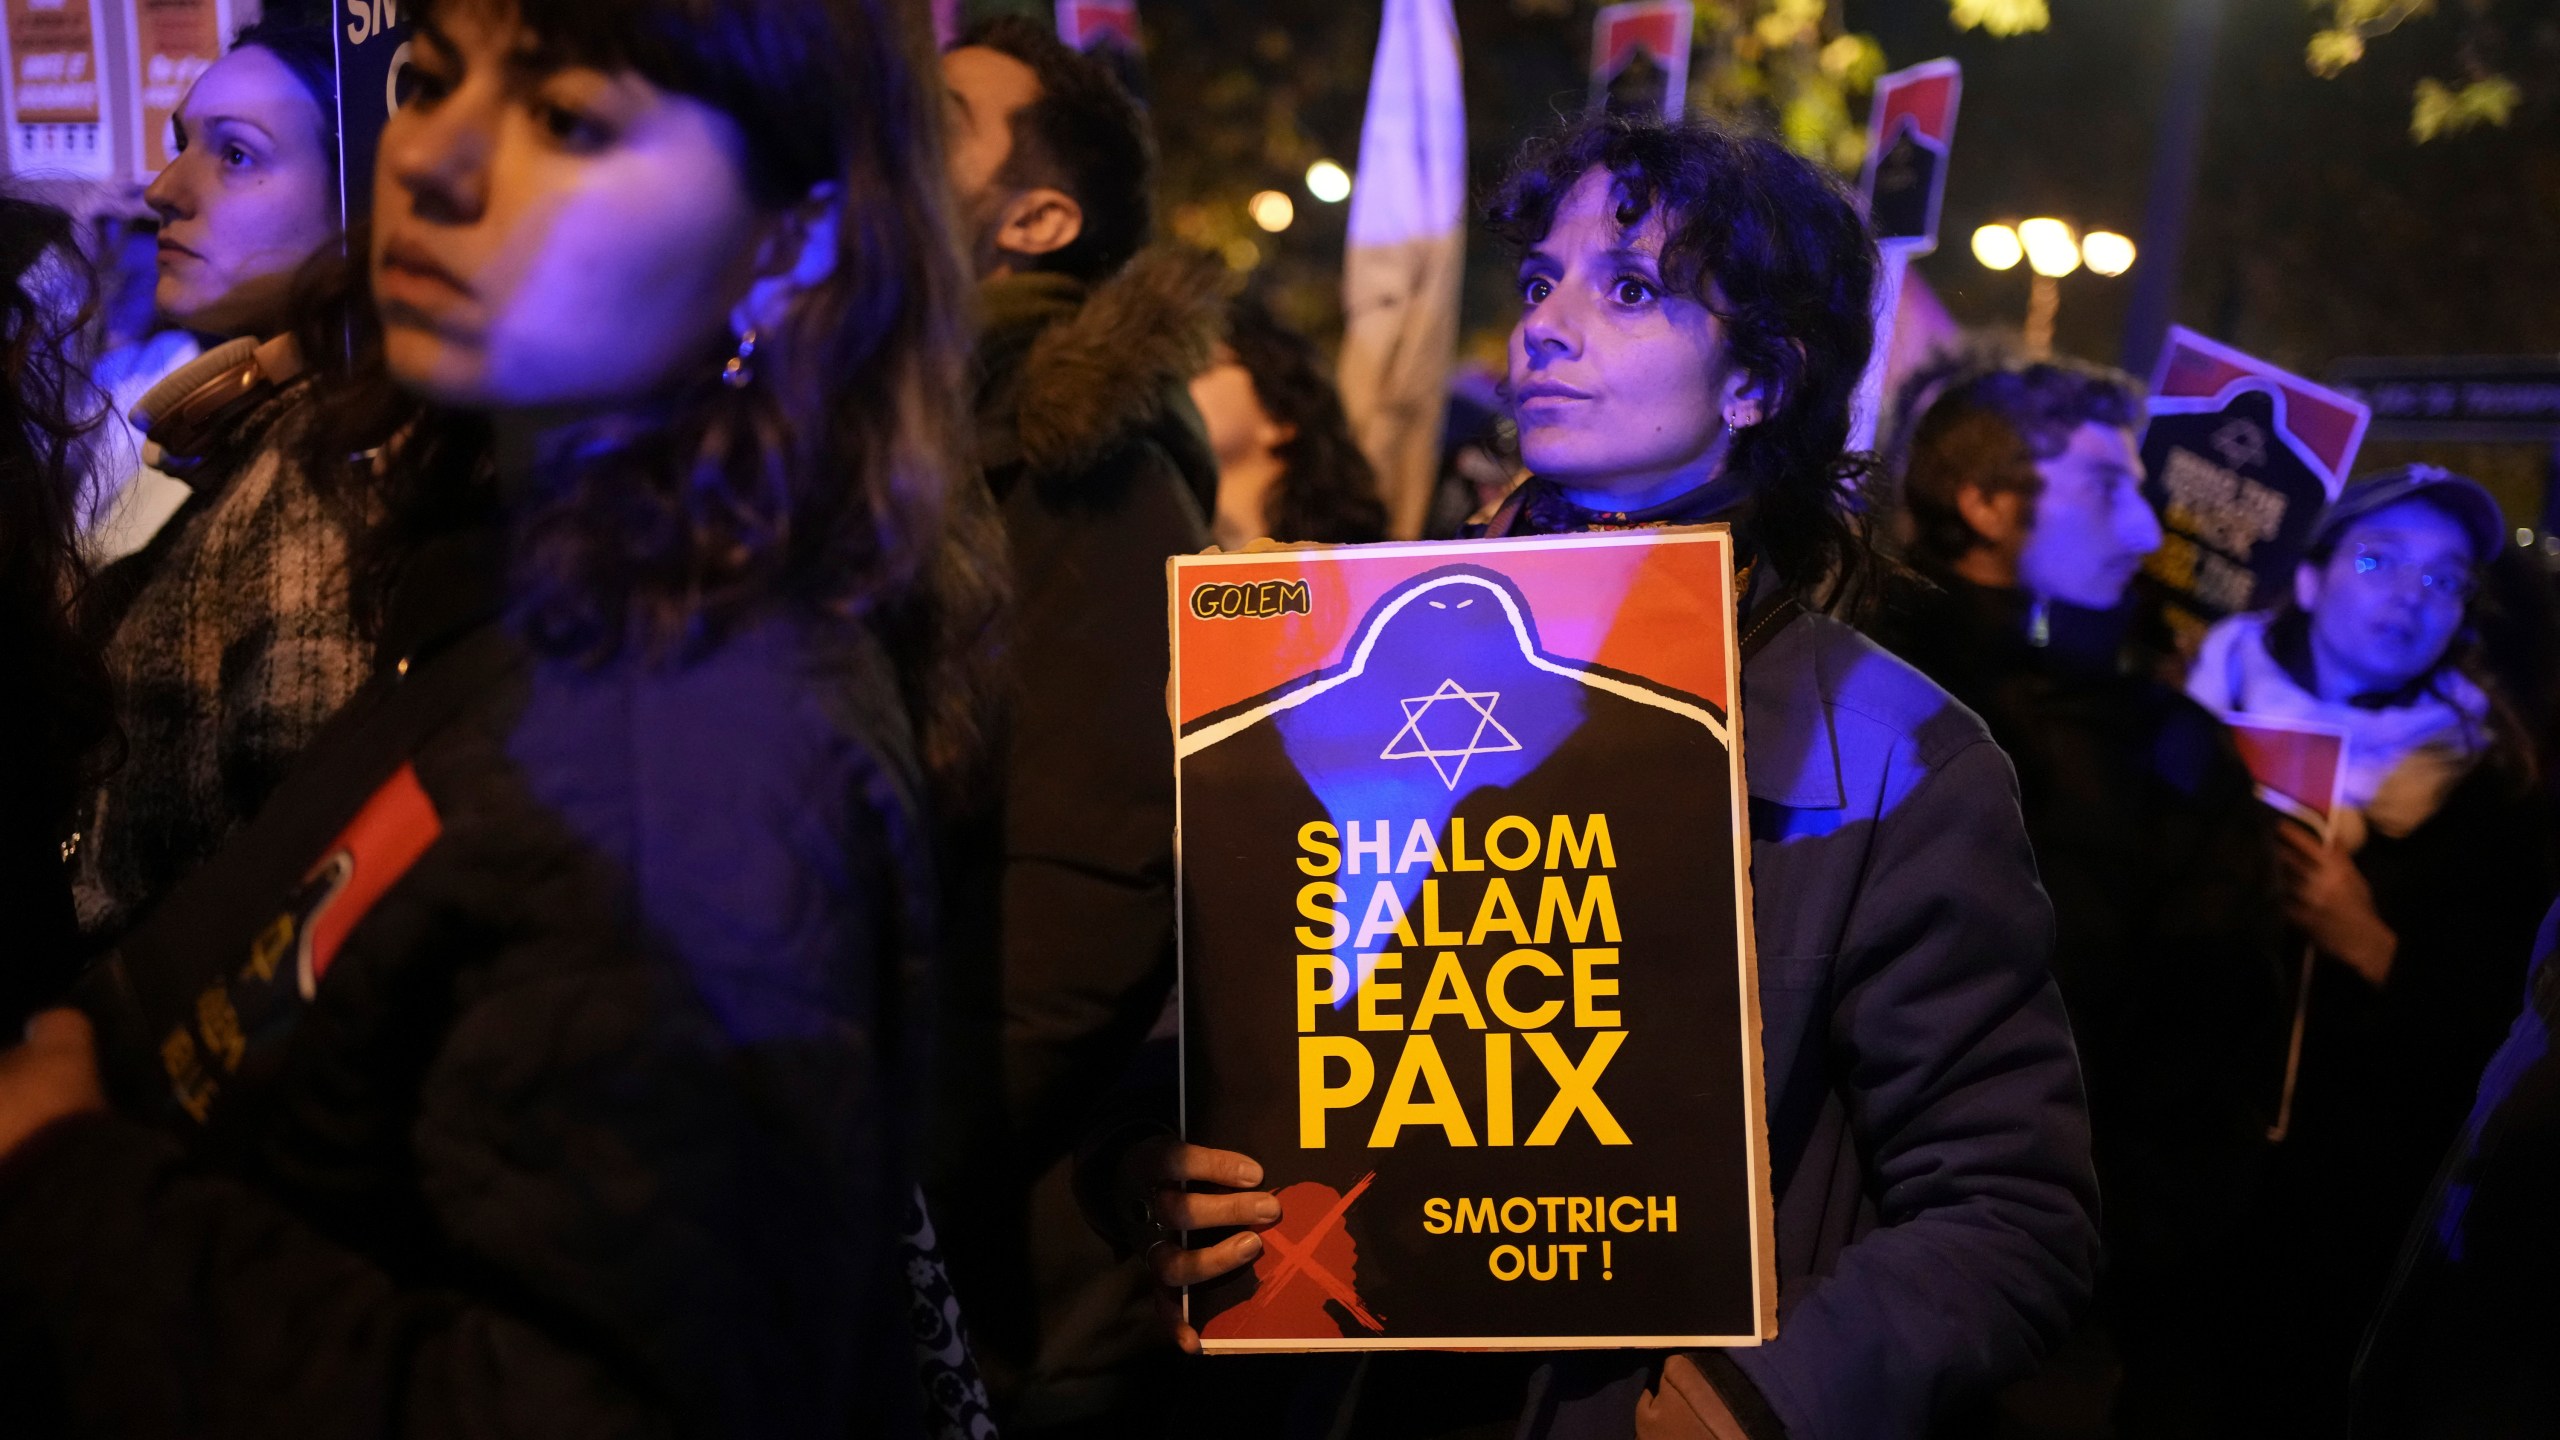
[0,3,2553,1438]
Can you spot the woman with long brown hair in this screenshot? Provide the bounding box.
[0,0,1002,1432]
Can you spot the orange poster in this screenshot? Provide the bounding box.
[4,0,113,177]
[128,0,231,180]
[1171,529,1775,1351]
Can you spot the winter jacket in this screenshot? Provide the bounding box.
[1084,481,2101,1440]
[1869,576,2285,1423]
[2352,899,2560,1439]
[930,248,1221,1424]
[72,347,369,947]
[0,530,939,1438]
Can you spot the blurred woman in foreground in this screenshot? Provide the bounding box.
[0,0,1001,1432]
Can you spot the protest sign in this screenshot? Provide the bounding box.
[1055,0,1137,54]
[2217,712,2347,1143]
[1850,57,1960,451]
[2224,715,2346,843]
[1171,530,1775,1351]
[1859,58,1959,251]
[334,0,409,224]
[2141,327,2371,655]
[124,0,229,181]
[4,0,114,179]
[1589,1,1690,122]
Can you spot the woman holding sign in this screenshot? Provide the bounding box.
[2189,466,2558,1437]
[1103,114,2098,1440]
[0,0,1001,1433]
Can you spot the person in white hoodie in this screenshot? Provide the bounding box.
[2187,464,2558,1438]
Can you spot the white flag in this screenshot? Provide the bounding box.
[1338,0,1466,539]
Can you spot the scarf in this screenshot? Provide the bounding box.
[2188,611,2490,850]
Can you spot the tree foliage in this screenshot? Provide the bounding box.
[2305,0,2552,141]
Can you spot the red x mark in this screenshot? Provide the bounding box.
[1244,1170,1385,1333]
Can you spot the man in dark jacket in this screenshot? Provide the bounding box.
[933,18,1220,1434]
[1872,358,2288,1435]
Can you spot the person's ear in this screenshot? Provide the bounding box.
[732,182,842,340]
[994,185,1084,261]
[2293,562,2322,612]
[1955,482,2028,552]
[1716,342,1796,430]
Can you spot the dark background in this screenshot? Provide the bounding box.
[970,0,2560,523]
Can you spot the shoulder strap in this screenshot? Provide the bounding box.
[76,624,505,1131]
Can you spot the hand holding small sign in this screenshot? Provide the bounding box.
[2277,825,2397,987]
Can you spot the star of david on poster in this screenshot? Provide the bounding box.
[1379,678,1523,789]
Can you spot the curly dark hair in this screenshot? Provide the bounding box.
[299,0,1005,806]
[1487,113,1882,611]
[1897,356,2144,574]
[1220,295,1386,545]
[956,15,1155,283]
[0,196,119,894]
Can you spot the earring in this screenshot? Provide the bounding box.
[722,328,758,389]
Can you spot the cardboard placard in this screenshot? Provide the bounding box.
[2215,712,2348,1143]
[1055,0,1137,54]
[2222,714,2346,842]
[2141,327,2371,654]
[1171,530,1775,1351]
[1589,1,1691,122]
[4,0,114,178]
[333,0,410,225]
[1859,59,1960,252]
[125,0,229,181]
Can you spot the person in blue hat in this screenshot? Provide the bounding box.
[2188,464,2559,1437]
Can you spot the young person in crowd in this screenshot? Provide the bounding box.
[2188,465,2559,1438]
[1090,114,2100,1440]
[0,0,1001,1433]
[935,17,1221,1431]
[1875,357,2288,1435]
[70,22,366,948]
[0,197,118,1025]
[1188,293,1388,547]
[2352,897,2560,1439]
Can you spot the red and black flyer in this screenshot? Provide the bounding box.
[1169,530,1776,1352]
[2141,328,2371,654]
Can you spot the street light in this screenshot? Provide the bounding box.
[2018,217,2081,278]
[1305,159,1353,204]
[2081,231,2137,278]
[1971,218,2136,358]
[1249,189,1296,232]
[1971,224,2025,271]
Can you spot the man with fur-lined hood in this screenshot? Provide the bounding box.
[933,17,1222,1433]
